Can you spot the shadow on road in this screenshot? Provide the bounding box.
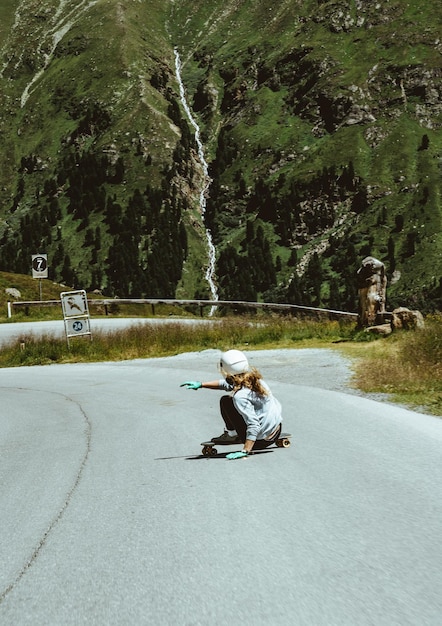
[155,449,275,461]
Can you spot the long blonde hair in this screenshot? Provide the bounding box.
[227,367,269,396]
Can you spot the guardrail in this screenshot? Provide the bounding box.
[8,298,359,320]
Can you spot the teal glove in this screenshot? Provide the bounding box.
[180,381,202,390]
[226,450,248,460]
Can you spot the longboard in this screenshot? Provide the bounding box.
[200,432,292,457]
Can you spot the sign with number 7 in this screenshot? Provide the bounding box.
[32,254,48,279]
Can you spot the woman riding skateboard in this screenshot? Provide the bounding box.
[180,349,283,459]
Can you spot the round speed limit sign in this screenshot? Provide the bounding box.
[32,254,48,278]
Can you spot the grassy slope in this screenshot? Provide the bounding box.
[0,0,18,41]
[0,270,75,323]
[1,1,177,191]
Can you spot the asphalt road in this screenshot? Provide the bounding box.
[0,348,441,625]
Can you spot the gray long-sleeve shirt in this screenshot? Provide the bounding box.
[219,379,282,441]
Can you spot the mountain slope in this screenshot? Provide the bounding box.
[0,0,199,298]
[170,0,442,311]
[0,0,441,311]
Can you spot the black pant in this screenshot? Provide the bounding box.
[220,395,281,450]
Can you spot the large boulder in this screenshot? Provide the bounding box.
[391,307,425,330]
[5,287,21,299]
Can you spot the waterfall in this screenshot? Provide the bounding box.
[174,49,218,314]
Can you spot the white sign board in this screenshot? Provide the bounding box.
[65,317,91,336]
[32,254,48,279]
[61,290,91,344]
[61,291,88,318]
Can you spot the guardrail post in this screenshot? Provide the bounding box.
[7,300,12,318]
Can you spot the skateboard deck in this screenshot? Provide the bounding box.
[200,432,292,456]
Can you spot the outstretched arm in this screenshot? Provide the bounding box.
[180,380,221,390]
[201,380,222,389]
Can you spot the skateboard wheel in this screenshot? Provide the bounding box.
[202,445,218,456]
[276,438,291,448]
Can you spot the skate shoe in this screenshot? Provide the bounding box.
[210,431,241,444]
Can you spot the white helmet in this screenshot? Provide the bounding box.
[219,350,249,376]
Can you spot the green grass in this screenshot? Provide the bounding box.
[339,315,442,416]
[0,317,354,367]
[0,271,69,311]
[0,0,18,41]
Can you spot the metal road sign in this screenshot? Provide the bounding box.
[65,317,91,336]
[32,254,48,279]
[61,290,92,345]
[61,291,88,318]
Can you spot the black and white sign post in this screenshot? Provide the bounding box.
[61,290,92,347]
[31,254,48,300]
